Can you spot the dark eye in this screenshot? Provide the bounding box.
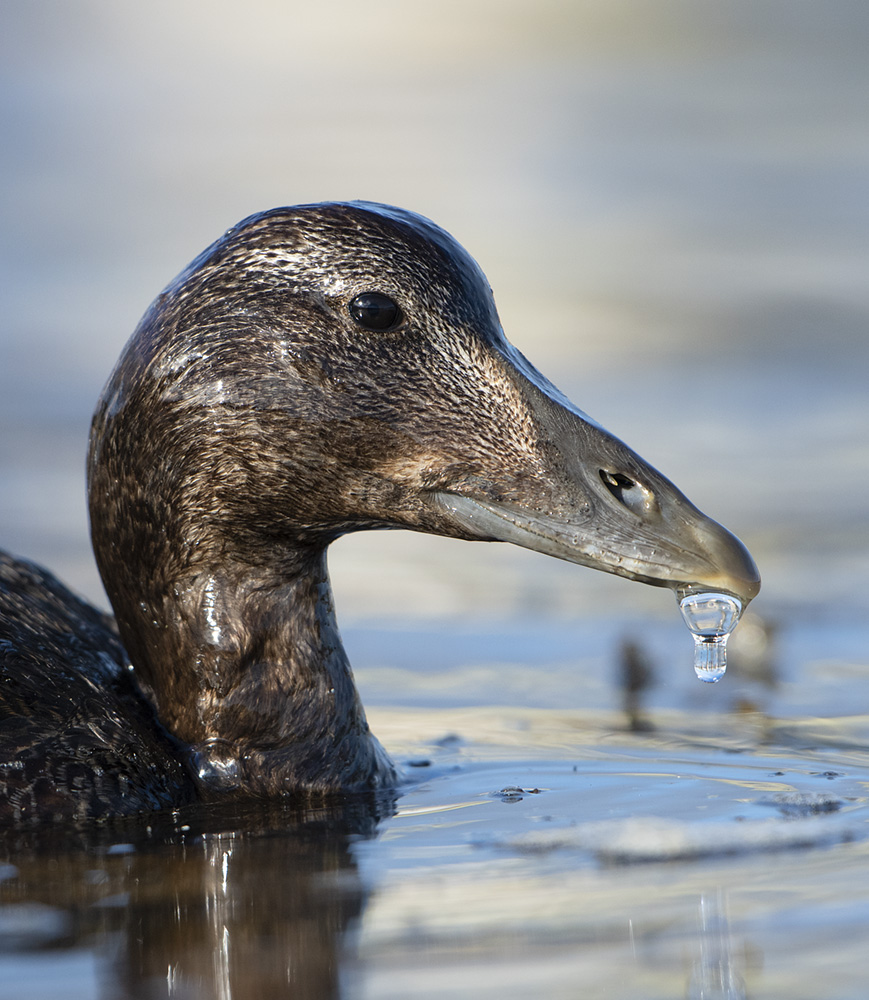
[348,292,403,332]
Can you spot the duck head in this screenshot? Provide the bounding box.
[87,202,759,791]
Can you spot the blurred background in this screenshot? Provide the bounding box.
[1,0,867,627]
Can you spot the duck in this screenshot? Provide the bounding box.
[0,202,760,823]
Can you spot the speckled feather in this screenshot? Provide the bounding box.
[0,201,758,822]
[87,204,565,797]
[0,553,193,822]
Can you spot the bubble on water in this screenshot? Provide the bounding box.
[679,592,743,683]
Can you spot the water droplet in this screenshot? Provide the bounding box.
[190,738,240,789]
[679,592,743,683]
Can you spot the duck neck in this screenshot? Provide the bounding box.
[120,546,393,796]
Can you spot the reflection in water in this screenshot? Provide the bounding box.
[687,892,747,1000]
[0,795,392,999]
[618,637,655,733]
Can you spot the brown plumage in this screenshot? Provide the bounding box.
[1,202,759,822]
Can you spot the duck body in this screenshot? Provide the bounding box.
[0,202,759,822]
[0,553,192,822]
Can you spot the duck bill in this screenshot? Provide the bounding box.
[430,491,760,605]
[428,346,761,607]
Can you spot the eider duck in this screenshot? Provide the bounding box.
[0,202,759,822]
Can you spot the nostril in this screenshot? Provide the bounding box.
[600,470,634,492]
[600,470,651,517]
